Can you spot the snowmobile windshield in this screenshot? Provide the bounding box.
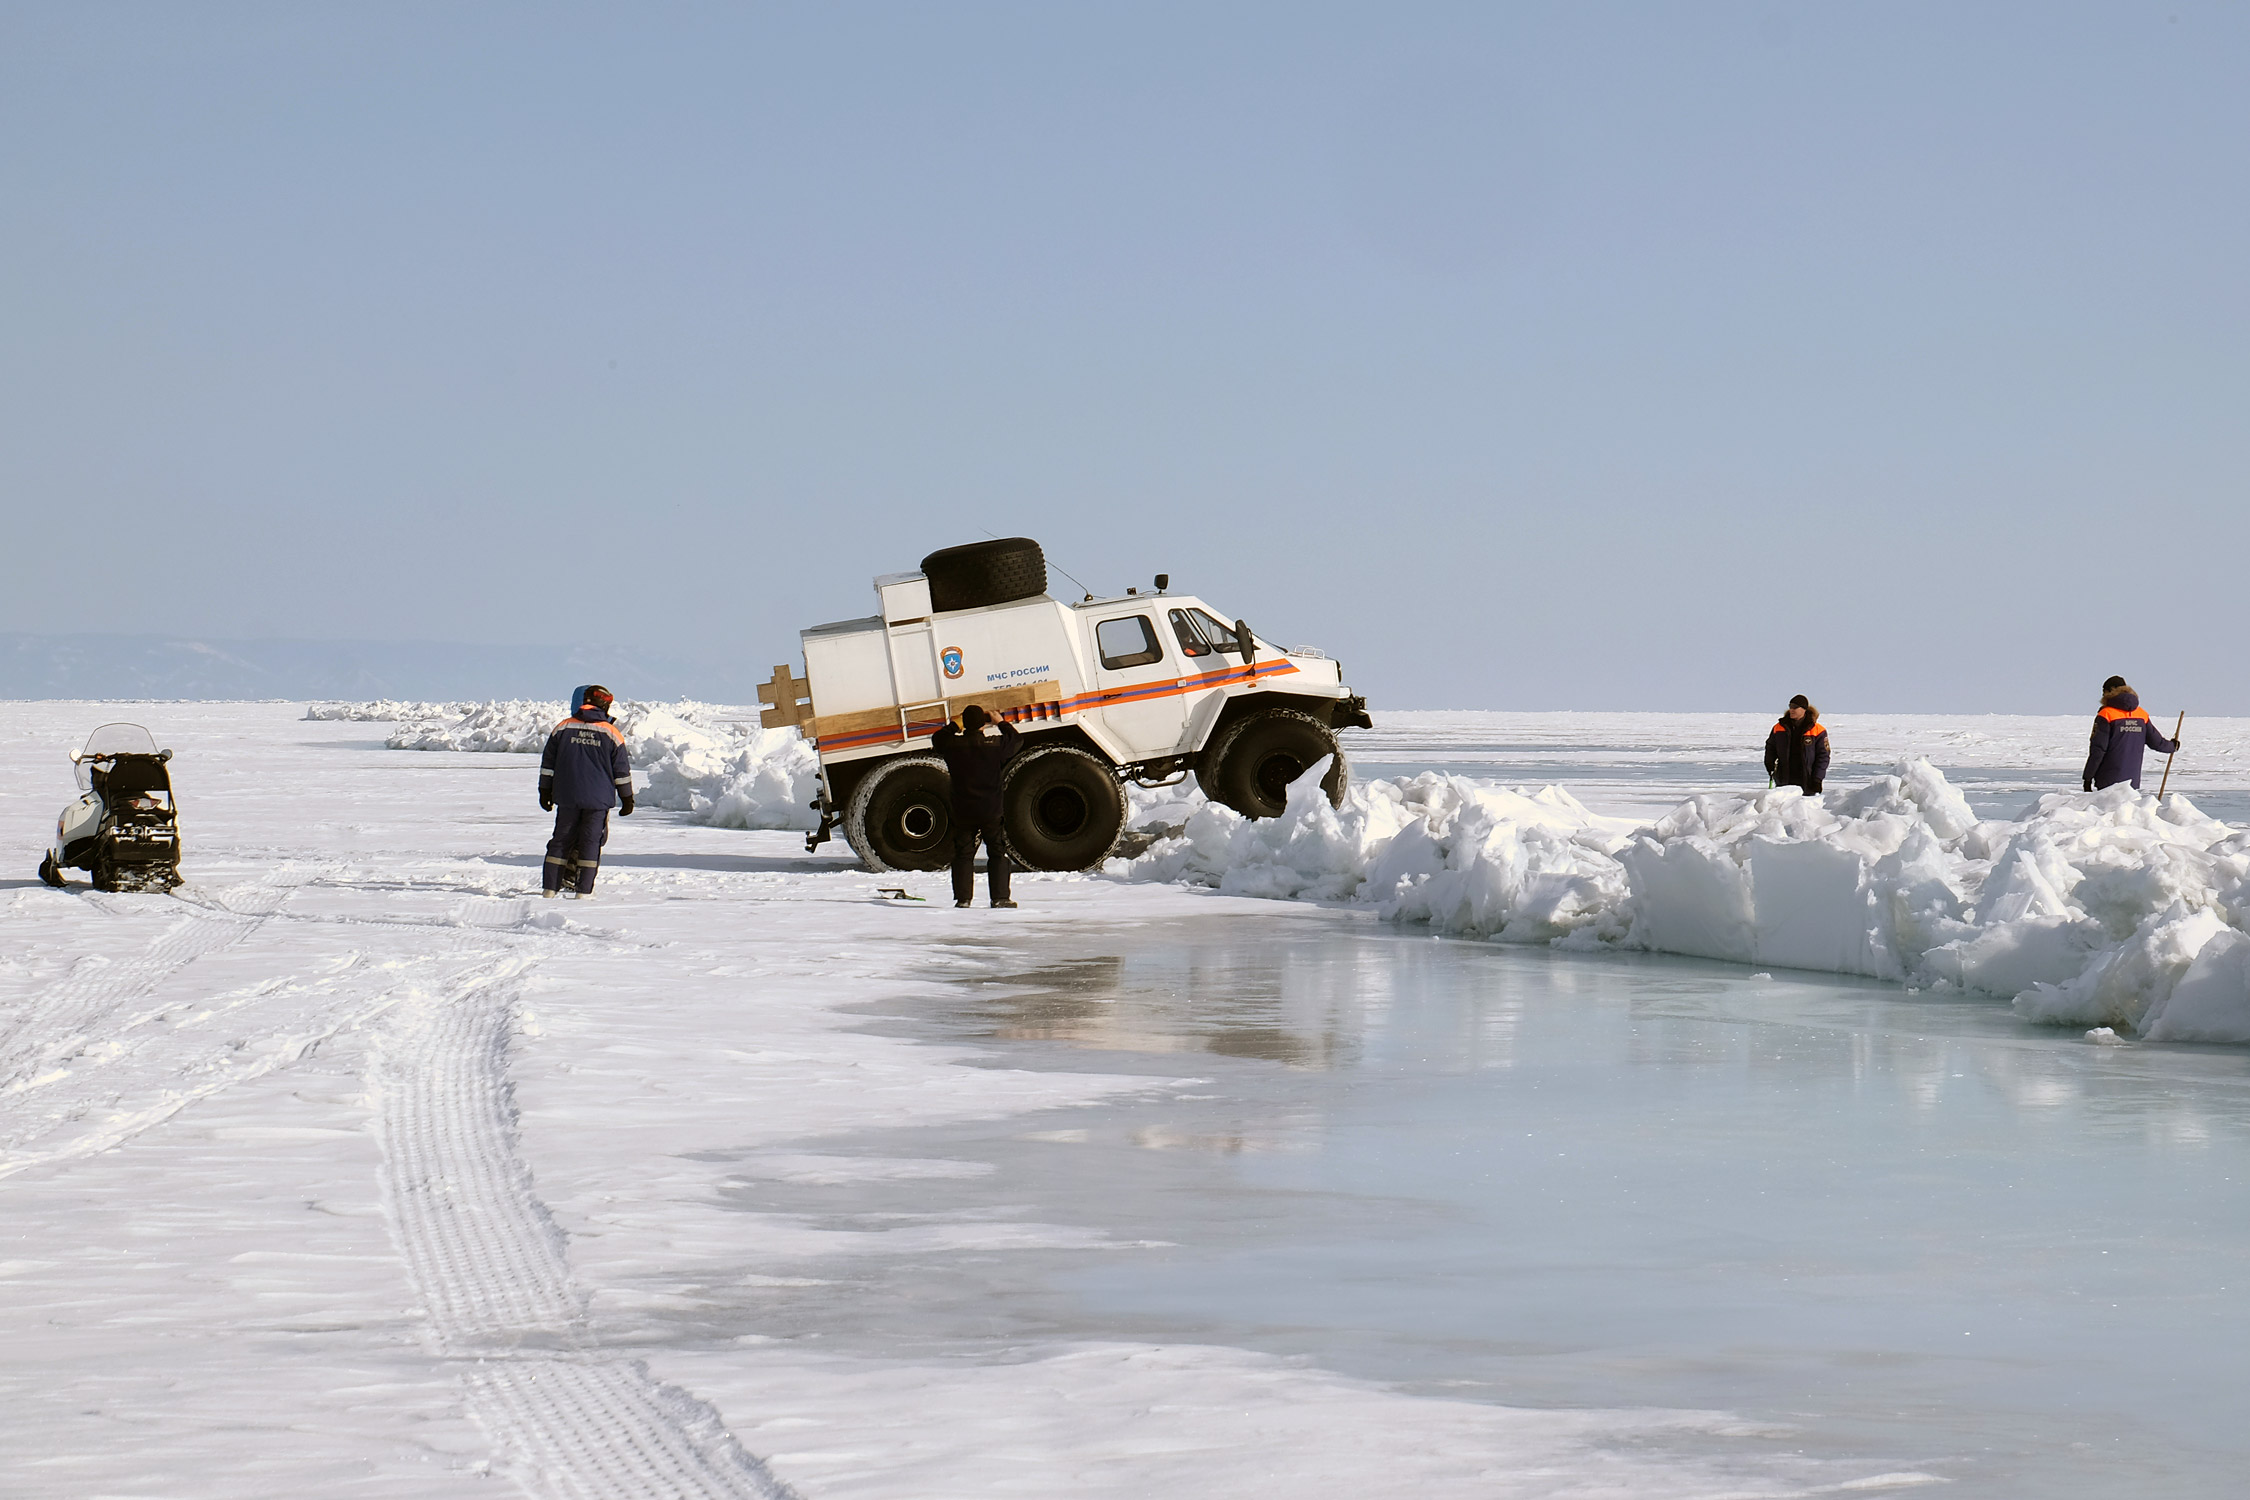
[76,723,161,790]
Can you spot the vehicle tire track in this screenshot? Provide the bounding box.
[0,865,317,1096]
[372,968,796,1500]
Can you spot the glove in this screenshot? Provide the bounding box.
[619,794,635,817]
[540,790,555,811]
[2083,779,2094,793]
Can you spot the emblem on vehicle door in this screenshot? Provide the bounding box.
[941,647,964,679]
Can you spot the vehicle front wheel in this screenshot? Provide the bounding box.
[1201,709,1346,819]
[1002,744,1127,871]
[843,755,955,872]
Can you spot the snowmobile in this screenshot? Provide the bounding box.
[38,723,182,893]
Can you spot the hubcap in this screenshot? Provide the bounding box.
[1254,753,1306,803]
[1035,785,1089,838]
[899,803,939,844]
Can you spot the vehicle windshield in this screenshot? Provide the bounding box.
[1193,611,1242,652]
[76,723,161,790]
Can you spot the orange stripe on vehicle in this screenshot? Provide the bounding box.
[814,660,1302,753]
[1058,658,1299,714]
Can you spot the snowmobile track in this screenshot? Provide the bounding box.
[0,866,314,1096]
[374,967,795,1500]
[0,950,495,1180]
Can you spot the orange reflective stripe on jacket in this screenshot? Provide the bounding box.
[553,716,626,742]
[1771,721,1827,737]
[2096,706,2151,724]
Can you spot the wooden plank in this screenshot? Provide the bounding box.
[757,664,816,730]
[808,680,1063,743]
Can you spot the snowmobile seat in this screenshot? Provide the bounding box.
[93,755,170,798]
[92,755,177,827]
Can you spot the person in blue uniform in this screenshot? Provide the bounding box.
[539,685,633,897]
[931,704,1020,908]
[2084,676,2180,792]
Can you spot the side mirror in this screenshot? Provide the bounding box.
[1235,619,1256,663]
[70,752,84,765]
[160,749,173,762]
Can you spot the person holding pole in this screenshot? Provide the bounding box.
[2083,675,2180,792]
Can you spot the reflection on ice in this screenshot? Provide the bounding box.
[963,945,1411,1069]
[751,917,2250,1496]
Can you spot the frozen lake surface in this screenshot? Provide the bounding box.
[808,915,2250,1495]
[1343,710,2250,826]
[4,702,2249,1496]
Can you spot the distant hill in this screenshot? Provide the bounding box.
[0,633,763,703]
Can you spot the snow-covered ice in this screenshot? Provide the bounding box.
[8,701,2250,1496]
[1346,709,2250,824]
[334,699,2250,1040]
[6,702,1951,1499]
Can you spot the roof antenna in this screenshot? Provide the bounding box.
[984,528,1093,599]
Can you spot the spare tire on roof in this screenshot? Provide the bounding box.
[920,537,1047,613]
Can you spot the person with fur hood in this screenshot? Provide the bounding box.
[1764,694,1830,795]
[2083,675,2180,792]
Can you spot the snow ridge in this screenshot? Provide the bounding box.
[1117,759,2250,1039]
[371,966,796,1499]
[313,698,820,831]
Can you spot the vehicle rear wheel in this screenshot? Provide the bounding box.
[920,538,1048,613]
[1002,744,1126,871]
[843,755,955,872]
[1202,709,1346,819]
[37,854,65,889]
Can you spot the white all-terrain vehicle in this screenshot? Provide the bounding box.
[38,723,183,893]
[760,538,1371,872]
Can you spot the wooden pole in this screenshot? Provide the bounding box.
[2157,711,2186,799]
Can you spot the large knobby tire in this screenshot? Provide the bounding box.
[1202,709,1347,820]
[920,538,1047,614]
[1002,744,1127,871]
[844,755,955,872]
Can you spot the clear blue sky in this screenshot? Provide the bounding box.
[3,3,2244,712]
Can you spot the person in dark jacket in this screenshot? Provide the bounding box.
[2083,676,2180,792]
[931,704,1020,908]
[539,685,633,898]
[1764,694,1830,795]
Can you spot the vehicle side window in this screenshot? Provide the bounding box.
[1168,609,1212,658]
[1193,610,1241,652]
[1096,615,1164,670]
